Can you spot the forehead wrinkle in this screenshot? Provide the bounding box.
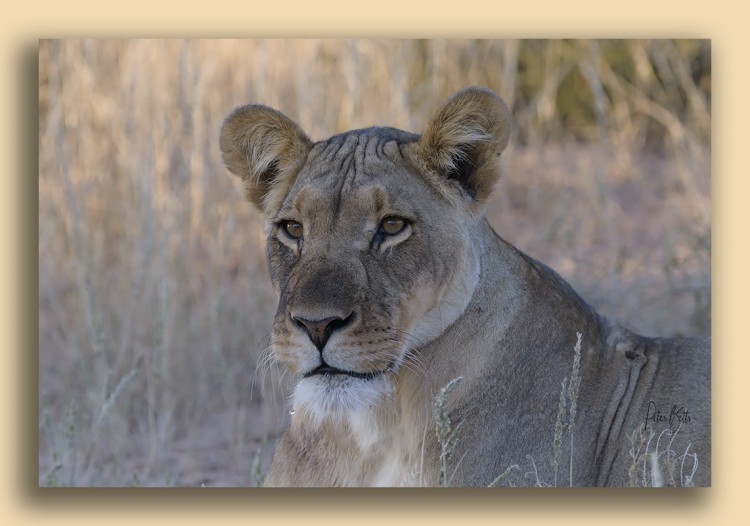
[332,132,390,188]
[284,131,418,226]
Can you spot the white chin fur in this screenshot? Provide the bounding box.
[292,374,394,425]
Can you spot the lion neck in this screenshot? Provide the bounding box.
[288,396,429,486]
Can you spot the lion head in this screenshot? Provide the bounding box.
[220,88,511,424]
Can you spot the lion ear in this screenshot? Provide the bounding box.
[417,87,511,206]
[220,105,312,213]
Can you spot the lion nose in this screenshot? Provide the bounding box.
[292,314,353,352]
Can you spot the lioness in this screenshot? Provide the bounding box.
[220,87,710,487]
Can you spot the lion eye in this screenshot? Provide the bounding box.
[380,217,407,236]
[282,220,304,239]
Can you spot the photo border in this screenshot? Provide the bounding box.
[4,2,744,525]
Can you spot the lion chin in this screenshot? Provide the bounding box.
[292,372,395,426]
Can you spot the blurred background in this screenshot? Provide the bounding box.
[38,39,711,486]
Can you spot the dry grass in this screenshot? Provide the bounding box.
[38,39,710,486]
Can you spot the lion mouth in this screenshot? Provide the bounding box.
[303,364,385,380]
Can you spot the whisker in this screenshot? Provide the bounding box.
[398,354,429,380]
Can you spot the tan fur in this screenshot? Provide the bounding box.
[219,105,312,213]
[219,87,710,487]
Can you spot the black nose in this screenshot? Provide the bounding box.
[292,314,353,352]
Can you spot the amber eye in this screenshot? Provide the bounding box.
[380,217,407,236]
[282,220,304,239]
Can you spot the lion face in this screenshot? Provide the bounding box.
[265,129,481,421]
[220,88,511,422]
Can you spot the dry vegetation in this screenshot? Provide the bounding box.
[38,39,710,487]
